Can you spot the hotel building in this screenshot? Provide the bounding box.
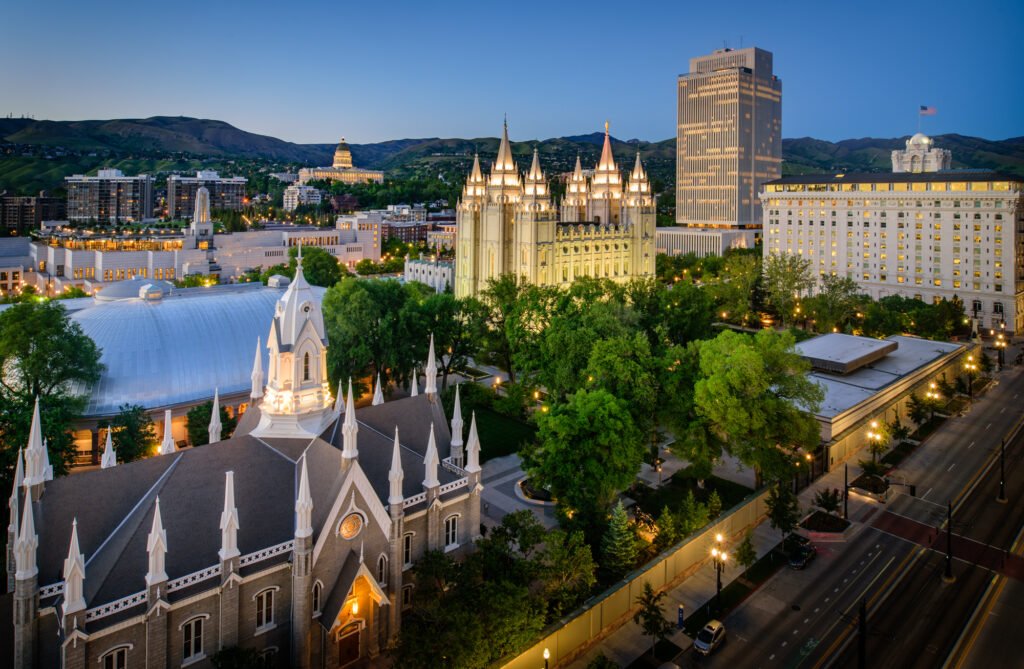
[762,134,1024,333]
[166,171,247,219]
[65,169,153,223]
[283,184,323,212]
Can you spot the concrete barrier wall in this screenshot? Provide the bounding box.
[498,487,772,669]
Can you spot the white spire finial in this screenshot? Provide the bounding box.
[295,455,313,538]
[8,448,23,541]
[14,491,37,580]
[342,379,359,460]
[372,373,384,406]
[63,518,86,615]
[208,388,223,445]
[333,379,345,414]
[159,409,175,455]
[598,121,616,171]
[388,427,404,506]
[425,334,437,395]
[250,336,264,400]
[219,471,240,561]
[146,498,168,586]
[423,423,439,489]
[450,384,464,460]
[465,411,481,474]
[101,426,116,469]
[23,396,46,487]
[410,368,419,397]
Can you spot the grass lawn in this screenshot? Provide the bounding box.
[631,468,754,518]
[474,407,536,462]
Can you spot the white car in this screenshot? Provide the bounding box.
[694,620,726,655]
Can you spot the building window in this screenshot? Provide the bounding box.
[403,533,413,567]
[402,585,414,608]
[255,588,275,630]
[444,515,459,549]
[182,617,203,661]
[102,647,129,669]
[312,581,323,615]
[994,302,1004,315]
[303,352,311,381]
[377,554,388,585]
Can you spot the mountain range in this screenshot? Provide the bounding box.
[2,116,1022,196]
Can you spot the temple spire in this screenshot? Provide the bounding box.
[219,471,240,561]
[159,409,175,455]
[465,411,481,473]
[208,388,223,445]
[372,373,384,406]
[14,489,37,580]
[597,120,616,171]
[422,423,439,488]
[22,397,46,487]
[333,379,345,414]
[250,337,264,401]
[295,455,313,539]
[494,117,516,172]
[145,498,167,586]
[450,384,464,463]
[410,369,419,397]
[342,379,358,460]
[631,150,647,180]
[101,427,116,469]
[469,153,483,183]
[425,334,437,395]
[388,427,404,506]
[62,518,86,615]
[528,148,543,181]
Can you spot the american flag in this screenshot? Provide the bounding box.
[919,105,937,116]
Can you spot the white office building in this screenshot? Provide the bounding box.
[283,184,322,212]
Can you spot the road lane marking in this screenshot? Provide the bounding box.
[948,463,957,472]
[782,641,787,647]
[968,441,975,449]
[824,597,830,602]
[804,618,810,624]
[770,654,775,660]
[987,422,993,429]
[1001,407,1006,414]
[793,629,799,635]
[922,487,933,500]
[814,608,820,613]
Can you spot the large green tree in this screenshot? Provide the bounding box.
[762,252,814,326]
[633,582,674,658]
[806,274,865,333]
[109,403,157,463]
[709,253,762,326]
[693,329,824,486]
[524,389,643,538]
[414,293,489,390]
[0,300,103,486]
[186,400,238,446]
[287,245,346,287]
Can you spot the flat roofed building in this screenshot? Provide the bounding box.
[65,169,153,223]
[676,47,781,230]
[0,193,65,235]
[283,184,322,212]
[166,171,247,219]
[655,226,755,258]
[761,148,1024,333]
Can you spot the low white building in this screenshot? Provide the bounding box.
[283,184,322,212]
[656,227,756,257]
[404,256,453,293]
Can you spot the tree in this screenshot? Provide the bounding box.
[524,390,644,540]
[710,254,761,325]
[735,531,757,571]
[287,245,346,287]
[186,401,238,446]
[677,490,710,536]
[540,529,597,617]
[763,252,814,326]
[259,263,292,284]
[654,505,679,552]
[906,392,931,426]
[416,293,489,389]
[0,300,103,487]
[806,275,865,333]
[766,481,801,540]
[707,489,723,519]
[109,404,156,463]
[813,487,842,516]
[601,501,637,578]
[867,419,890,463]
[633,582,674,658]
[584,332,659,439]
[479,274,527,383]
[888,415,910,442]
[693,329,824,486]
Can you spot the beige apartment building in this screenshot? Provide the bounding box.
[762,134,1024,333]
[676,46,782,230]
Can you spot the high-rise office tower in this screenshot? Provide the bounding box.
[676,47,782,230]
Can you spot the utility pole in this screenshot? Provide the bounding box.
[943,500,955,583]
[857,598,867,669]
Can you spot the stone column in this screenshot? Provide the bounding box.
[145,581,169,669]
[387,509,403,643]
[61,620,87,669]
[368,599,379,657]
[13,575,37,669]
[291,533,313,669]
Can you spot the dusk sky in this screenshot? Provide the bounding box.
[2,0,1021,145]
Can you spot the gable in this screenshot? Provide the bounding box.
[312,461,391,565]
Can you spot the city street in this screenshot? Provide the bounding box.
[673,360,1024,669]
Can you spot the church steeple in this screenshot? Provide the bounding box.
[22,397,48,491]
[295,456,313,539]
[522,148,549,203]
[219,471,240,561]
[562,154,590,222]
[342,379,358,460]
[588,120,623,224]
[625,150,653,207]
[388,427,404,506]
[450,384,464,465]
[422,424,439,489]
[62,518,86,615]
[101,427,116,469]
[208,388,223,445]
[372,373,384,406]
[14,490,37,580]
[425,334,438,396]
[488,119,521,190]
[597,120,617,172]
[250,337,264,401]
[465,411,481,474]
[159,409,175,455]
[145,498,168,586]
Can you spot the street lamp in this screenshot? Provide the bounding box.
[710,534,729,614]
[995,334,1007,370]
[543,648,550,669]
[963,355,978,401]
[866,421,883,463]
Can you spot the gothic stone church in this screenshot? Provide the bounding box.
[5,252,484,668]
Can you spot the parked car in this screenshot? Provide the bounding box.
[789,544,818,570]
[783,532,811,555]
[694,620,726,655]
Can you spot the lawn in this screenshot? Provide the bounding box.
[631,468,754,518]
[473,407,536,462]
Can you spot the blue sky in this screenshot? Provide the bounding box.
[2,0,1021,144]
